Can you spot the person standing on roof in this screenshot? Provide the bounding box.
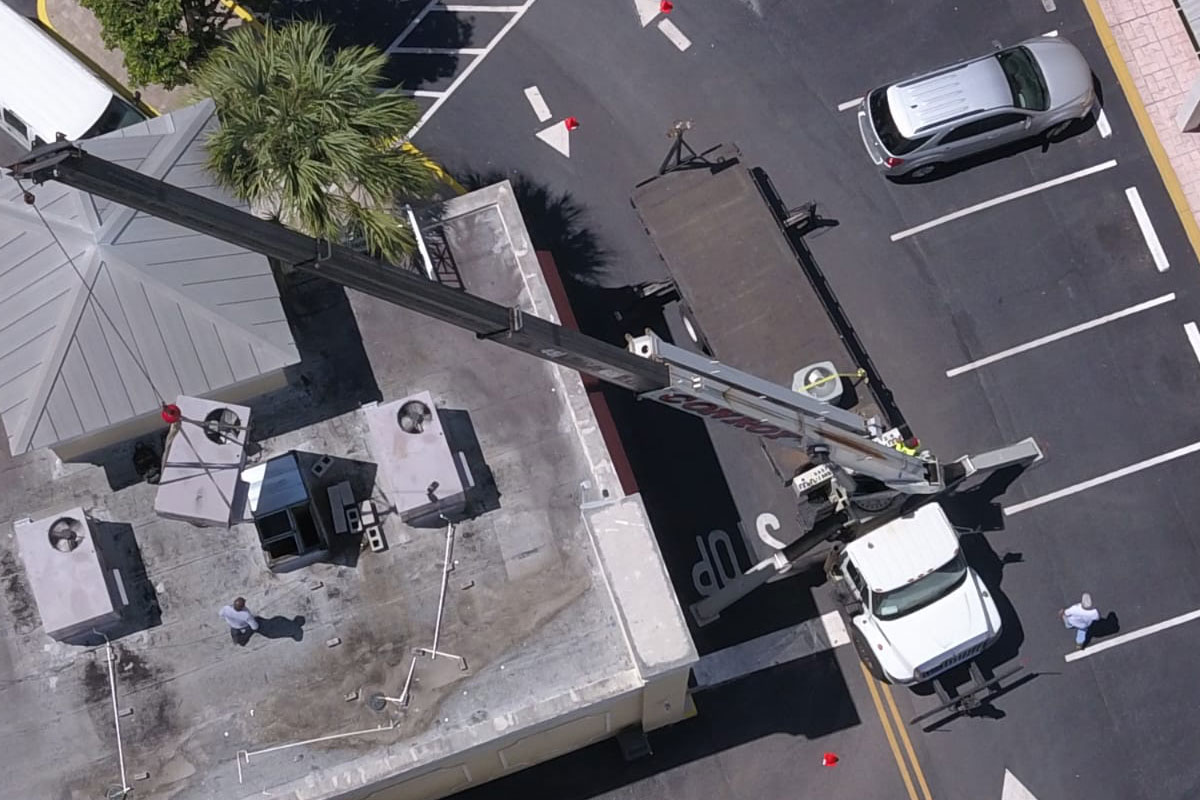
[1060,593,1100,651]
[219,597,260,646]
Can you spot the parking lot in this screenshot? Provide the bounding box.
[386,0,1200,797]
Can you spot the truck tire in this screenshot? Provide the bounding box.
[849,618,888,683]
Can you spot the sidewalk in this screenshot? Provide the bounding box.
[1094,0,1200,247]
[39,0,197,113]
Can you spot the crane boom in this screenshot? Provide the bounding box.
[5,142,941,493]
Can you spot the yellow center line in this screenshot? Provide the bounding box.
[1081,0,1200,265]
[859,662,919,800]
[881,680,934,800]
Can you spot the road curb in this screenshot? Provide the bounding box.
[1082,0,1200,267]
[36,0,55,30]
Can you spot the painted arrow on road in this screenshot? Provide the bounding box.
[634,0,660,26]
[535,121,570,158]
[1002,770,1038,800]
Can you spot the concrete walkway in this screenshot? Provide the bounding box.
[1091,0,1200,250]
[39,0,198,113]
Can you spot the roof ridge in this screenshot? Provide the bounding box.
[8,247,99,454]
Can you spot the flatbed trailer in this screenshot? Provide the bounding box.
[631,142,909,561]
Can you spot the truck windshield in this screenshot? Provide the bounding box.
[871,551,968,620]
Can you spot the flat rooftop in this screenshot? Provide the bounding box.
[0,183,692,800]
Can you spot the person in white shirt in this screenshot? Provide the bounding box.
[219,597,260,646]
[1060,593,1100,651]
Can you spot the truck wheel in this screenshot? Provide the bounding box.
[849,621,888,683]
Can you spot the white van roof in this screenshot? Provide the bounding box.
[0,3,116,141]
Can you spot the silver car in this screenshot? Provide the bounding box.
[858,37,1096,179]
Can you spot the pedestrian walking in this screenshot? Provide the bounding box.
[219,597,260,646]
[1060,593,1100,650]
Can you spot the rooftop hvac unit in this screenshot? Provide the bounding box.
[365,391,468,526]
[154,396,251,526]
[13,508,124,641]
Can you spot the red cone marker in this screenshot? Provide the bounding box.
[822,752,839,767]
[660,0,674,12]
[565,116,580,131]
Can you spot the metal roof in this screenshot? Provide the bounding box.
[843,503,960,592]
[0,100,299,456]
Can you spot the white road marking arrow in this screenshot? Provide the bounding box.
[535,121,570,158]
[1002,770,1038,800]
[635,0,660,26]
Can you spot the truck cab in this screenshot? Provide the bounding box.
[830,503,1001,684]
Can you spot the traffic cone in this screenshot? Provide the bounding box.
[660,0,674,11]
[565,116,580,131]
[822,752,839,767]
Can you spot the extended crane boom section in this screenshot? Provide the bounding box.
[628,334,942,492]
[6,143,670,395]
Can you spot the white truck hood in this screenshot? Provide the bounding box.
[874,570,999,680]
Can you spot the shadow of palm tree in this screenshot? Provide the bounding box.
[458,170,611,286]
[267,0,472,88]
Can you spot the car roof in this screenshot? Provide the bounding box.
[887,52,1014,138]
[843,503,960,593]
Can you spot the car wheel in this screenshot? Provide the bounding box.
[1045,120,1073,142]
[906,163,940,179]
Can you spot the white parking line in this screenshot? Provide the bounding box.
[946,292,1175,378]
[391,46,487,55]
[1006,436,1200,516]
[1185,322,1200,364]
[523,86,552,122]
[397,89,447,98]
[1125,186,1169,271]
[838,97,863,112]
[658,18,692,51]
[891,160,1118,241]
[1065,607,1200,662]
[693,611,850,688]
[1042,29,1059,36]
[390,0,441,46]
[1097,108,1112,138]
[407,0,538,139]
[439,3,525,10]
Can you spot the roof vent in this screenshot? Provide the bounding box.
[398,400,432,434]
[793,361,844,404]
[47,516,84,552]
[203,407,242,445]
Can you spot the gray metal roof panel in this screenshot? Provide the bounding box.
[0,99,300,455]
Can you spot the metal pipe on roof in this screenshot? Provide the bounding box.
[431,520,455,656]
[93,630,130,798]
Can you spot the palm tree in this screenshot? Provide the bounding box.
[193,21,434,263]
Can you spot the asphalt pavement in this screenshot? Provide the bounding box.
[395,0,1200,798]
[23,0,1183,796]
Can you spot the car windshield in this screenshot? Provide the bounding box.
[996,47,1048,111]
[871,551,968,620]
[868,87,929,155]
